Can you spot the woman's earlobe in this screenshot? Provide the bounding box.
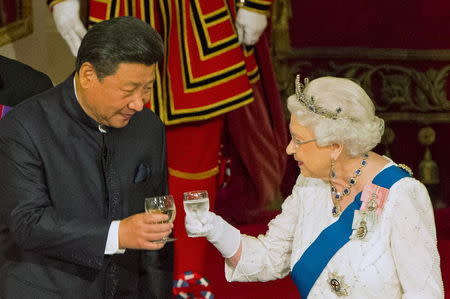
[330,143,344,160]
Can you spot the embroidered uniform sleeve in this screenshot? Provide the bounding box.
[389,178,444,298]
[225,175,304,282]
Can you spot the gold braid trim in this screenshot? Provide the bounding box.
[237,0,272,17]
[169,167,219,180]
[250,0,272,4]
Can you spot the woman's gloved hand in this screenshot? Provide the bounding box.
[185,211,241,258]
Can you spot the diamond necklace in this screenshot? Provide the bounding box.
[331,153,369,217]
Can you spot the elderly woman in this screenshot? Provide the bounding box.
[185,76,444,298]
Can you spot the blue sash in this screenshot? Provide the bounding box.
[291,165,410,298]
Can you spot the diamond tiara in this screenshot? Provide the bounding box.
[295,74,342,120]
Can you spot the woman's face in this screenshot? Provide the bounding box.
[286,114,332,179]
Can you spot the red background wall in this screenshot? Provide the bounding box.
[281,0,450,207]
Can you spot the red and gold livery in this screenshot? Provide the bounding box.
[48,0,273,125]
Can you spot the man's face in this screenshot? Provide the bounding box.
[82,62,156,128]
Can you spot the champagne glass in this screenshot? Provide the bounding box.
[145,195,176,242]
[183,190,209,237]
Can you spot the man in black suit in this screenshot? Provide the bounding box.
[0,17,173,298]
[0,55,53,106]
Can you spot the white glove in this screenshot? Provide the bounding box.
[185,211,241,258]
[235,8,268,46]
[52,0,87,56]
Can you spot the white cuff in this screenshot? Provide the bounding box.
[105,220,126,255]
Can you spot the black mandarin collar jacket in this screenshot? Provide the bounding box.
[0,75,172,298]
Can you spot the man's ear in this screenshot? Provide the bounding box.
[78,62,97,88]
[329,143,344,160]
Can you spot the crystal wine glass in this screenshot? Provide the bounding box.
[145,195,176,242]
[183,190,210,237]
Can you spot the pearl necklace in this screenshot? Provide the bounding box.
[331,153,369,217]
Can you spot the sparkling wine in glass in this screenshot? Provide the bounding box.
[145,195,176,242]
[183,190,209,237]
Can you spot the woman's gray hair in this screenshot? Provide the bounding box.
[287,76,384,157]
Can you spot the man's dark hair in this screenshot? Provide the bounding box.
[75,16,164,79]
